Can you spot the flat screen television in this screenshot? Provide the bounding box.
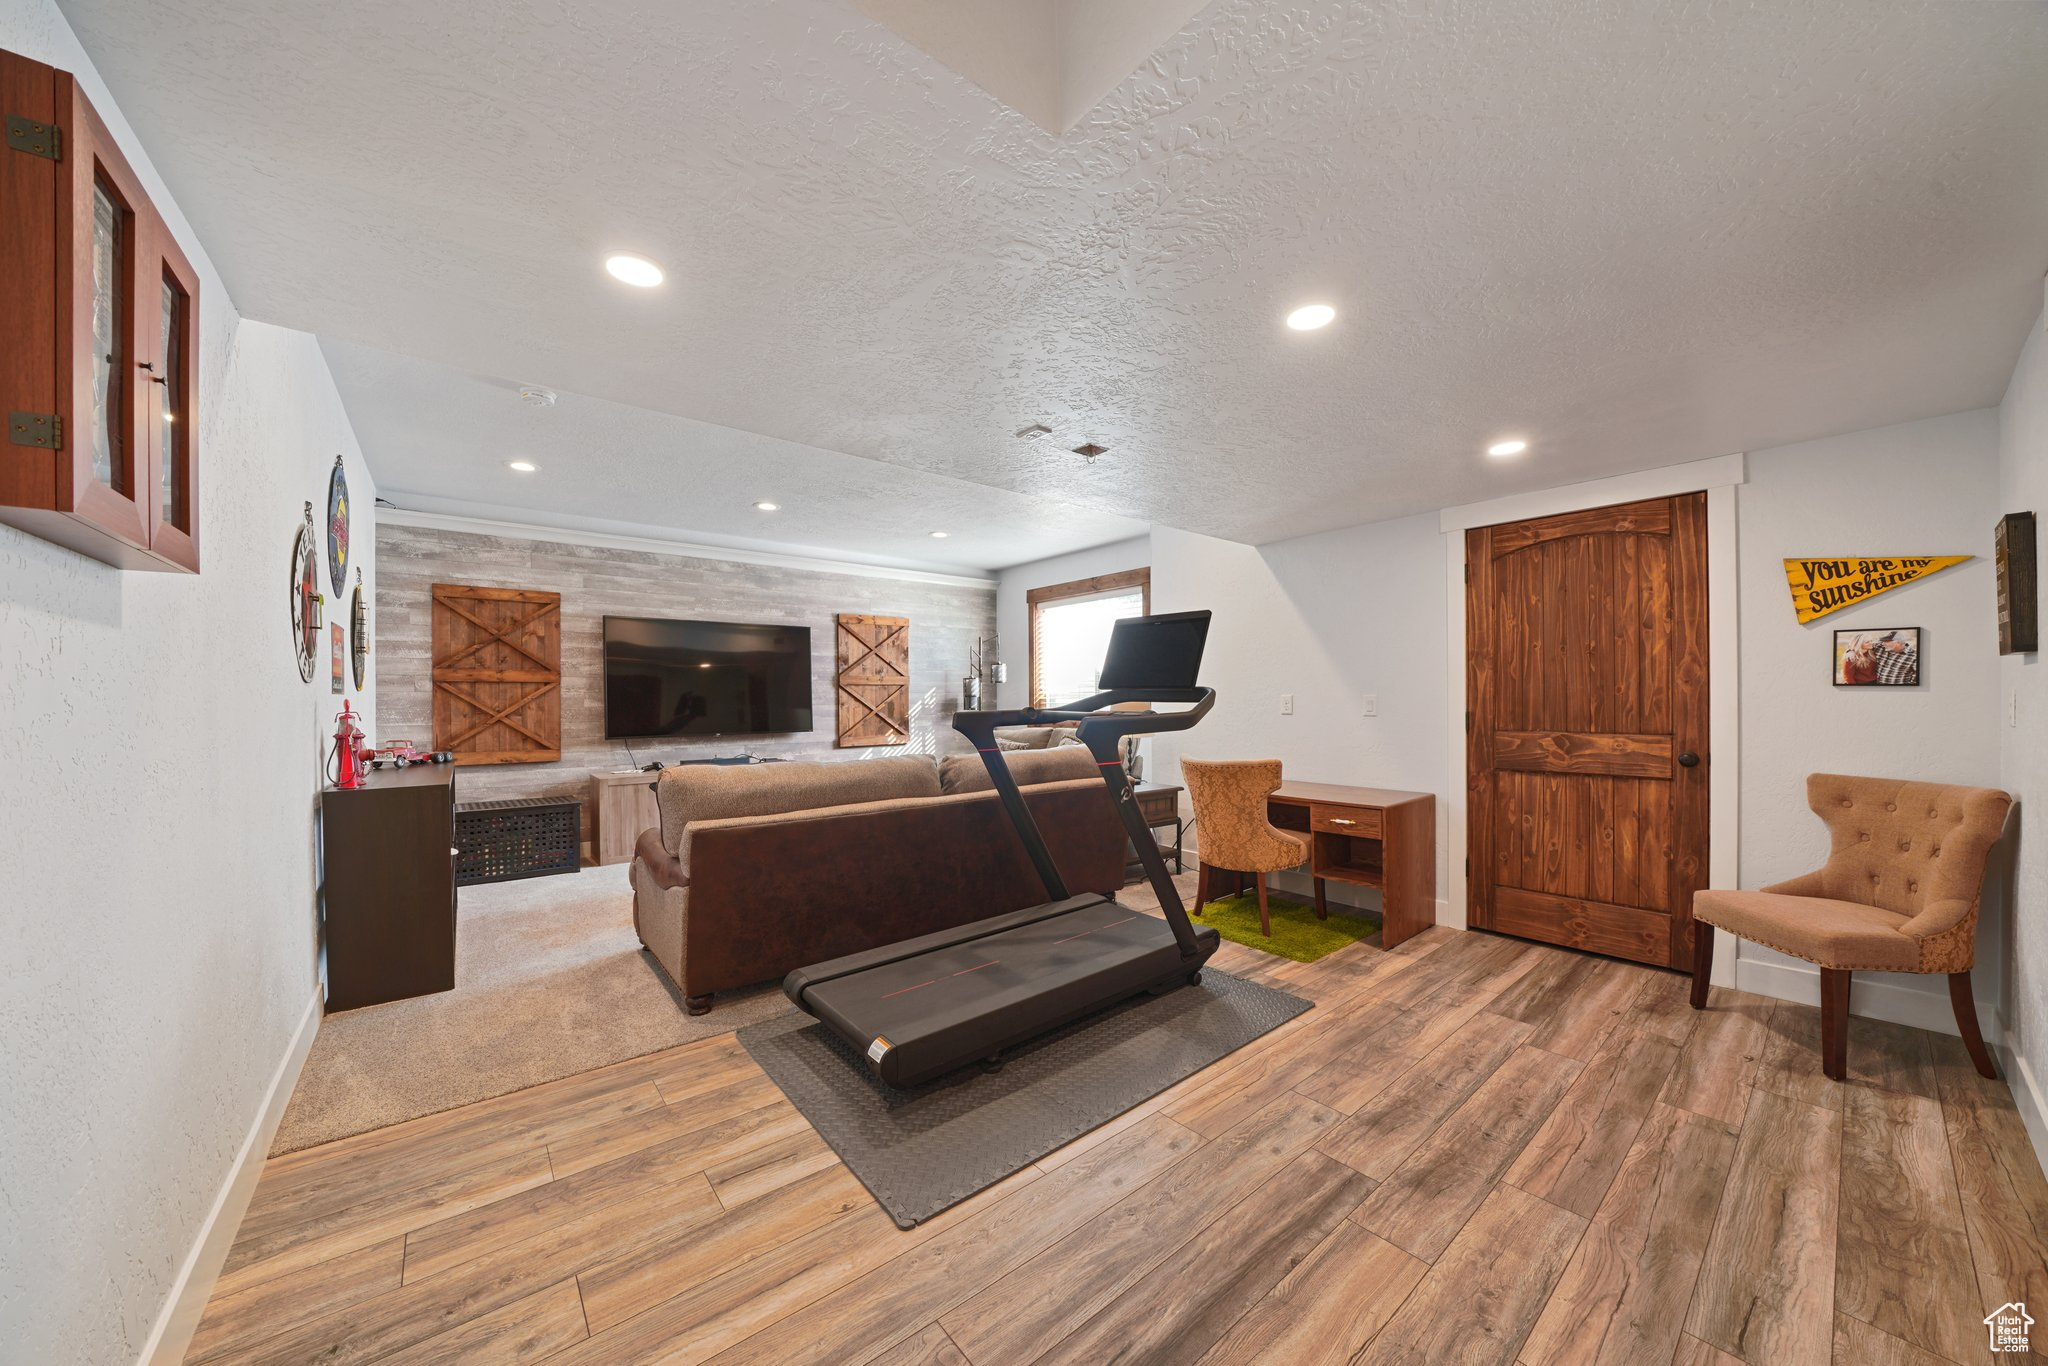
[602,616,814,739]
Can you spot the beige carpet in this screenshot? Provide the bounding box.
[271,863,793,1154]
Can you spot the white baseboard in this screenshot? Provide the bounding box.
[137,989,321,1366]
[1731,954,2001,1043]
[1999,1041,2048,1177]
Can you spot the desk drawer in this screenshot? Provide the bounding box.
[1311,805,1381,838]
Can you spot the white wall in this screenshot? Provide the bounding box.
[1732,410,2005,1029]
[994,535,1150,707]
[1145,516,1452,912]
[0,3,375,1360]
[1997,312,2048,1154]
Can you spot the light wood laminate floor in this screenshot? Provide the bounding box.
[191,876,2048,1365]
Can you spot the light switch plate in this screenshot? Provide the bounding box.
[1362,694,1378,717]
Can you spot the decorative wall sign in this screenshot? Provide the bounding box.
[835,614,910,748]
[290,502,320,682]
[1783,556,1971,624]
[350,567,370,689]
[331,622,345,695]
[1995,512,2038,655]
[326,455,351,597]
[1834,627,1920,686]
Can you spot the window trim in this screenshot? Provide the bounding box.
[1026,567,1151,706]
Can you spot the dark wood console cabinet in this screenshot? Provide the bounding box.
[320,765,456,1011]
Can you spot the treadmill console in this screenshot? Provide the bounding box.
[1095,610,1211,691]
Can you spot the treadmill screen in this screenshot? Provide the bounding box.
[1096,611,1211,690]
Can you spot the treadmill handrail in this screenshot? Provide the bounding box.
[951,688,1214,958]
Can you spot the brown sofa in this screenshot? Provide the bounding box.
[630,747,1124,1012]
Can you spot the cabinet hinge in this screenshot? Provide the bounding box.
[5,114,60,161]
[8,412,61,449]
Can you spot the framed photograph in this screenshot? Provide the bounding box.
[1834,627,1919,686]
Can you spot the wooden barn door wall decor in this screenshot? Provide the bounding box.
[431,584,563,764]
[835,614,909,748]
[1465,494,1710,967]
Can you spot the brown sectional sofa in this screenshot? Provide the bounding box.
[630,745,1123,1012]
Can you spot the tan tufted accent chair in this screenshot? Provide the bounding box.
[1182,758,1315,937]
[1690,772,2011,1080]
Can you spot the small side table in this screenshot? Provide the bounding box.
[1131,782,1185,873]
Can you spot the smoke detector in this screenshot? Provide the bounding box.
[1072,442,1108,463]
[518,385,558,408]
[1015,422,1052,440]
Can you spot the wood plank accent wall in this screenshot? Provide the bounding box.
[834,614,910,747]
[376,523,995,838]
[430,584,563,764]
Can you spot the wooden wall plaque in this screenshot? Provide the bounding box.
[431,584,562,764]
[1996,511,2038,655]
[835,614,909,748]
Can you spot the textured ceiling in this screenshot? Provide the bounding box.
[318,338,1144,574]
[58,0,2048,551]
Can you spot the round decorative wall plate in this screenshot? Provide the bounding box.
[291,501,319,682]
[326,454,350,598]
[350,569,369,690]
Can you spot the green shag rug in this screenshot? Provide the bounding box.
[1194,892,1382,962]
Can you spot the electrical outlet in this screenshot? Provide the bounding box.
[1280,693,1294,716]
[1361,694,1378,717]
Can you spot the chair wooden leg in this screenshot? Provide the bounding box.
[1235,869,1248,897]
[1949,971,1998,1079]
[1689,921,1715,1009]
[1313,877,1328,921]
[1820,968,1850,1080]
[1254,872,1272,936]
[1195,863,1211,916]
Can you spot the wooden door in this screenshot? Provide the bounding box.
[431,584,562,764]
[1466,494,1708,966]
[835,614,909,748]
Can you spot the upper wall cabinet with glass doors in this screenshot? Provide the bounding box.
[1,48,200,572]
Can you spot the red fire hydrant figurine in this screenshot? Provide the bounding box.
[331,700,367,790]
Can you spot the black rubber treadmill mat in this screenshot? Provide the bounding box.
[737,968,1312,1227]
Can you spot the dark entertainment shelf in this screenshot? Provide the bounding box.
[320,765,457,1011]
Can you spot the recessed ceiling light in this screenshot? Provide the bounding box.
[508,460,538,472]
[753,501,780,511]
[1286,303,1336,331]
[1487,439,1528,458]
[929,531,950,539]
[604,253,664,287]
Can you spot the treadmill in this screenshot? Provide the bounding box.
[783,611,1221,1087]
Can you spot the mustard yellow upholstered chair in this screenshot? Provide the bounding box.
[1182,758,1315,937]
[1690,772,2011,1080]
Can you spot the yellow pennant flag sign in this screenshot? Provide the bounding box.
[1783,556,1972,624]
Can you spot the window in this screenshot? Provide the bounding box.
[1028,568,1150,706]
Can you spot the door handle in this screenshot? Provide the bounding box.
[1678,752,1700,768]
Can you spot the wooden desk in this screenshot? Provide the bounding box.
[1265,782,1436,948]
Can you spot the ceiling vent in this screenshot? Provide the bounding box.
[1072,442,1108,462]
[1015,422,1053,439]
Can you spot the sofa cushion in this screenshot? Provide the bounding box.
[657,754,940,871]
[1691,889,1919,972]
[939,745,1098,794]
[993,723,1078,750]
